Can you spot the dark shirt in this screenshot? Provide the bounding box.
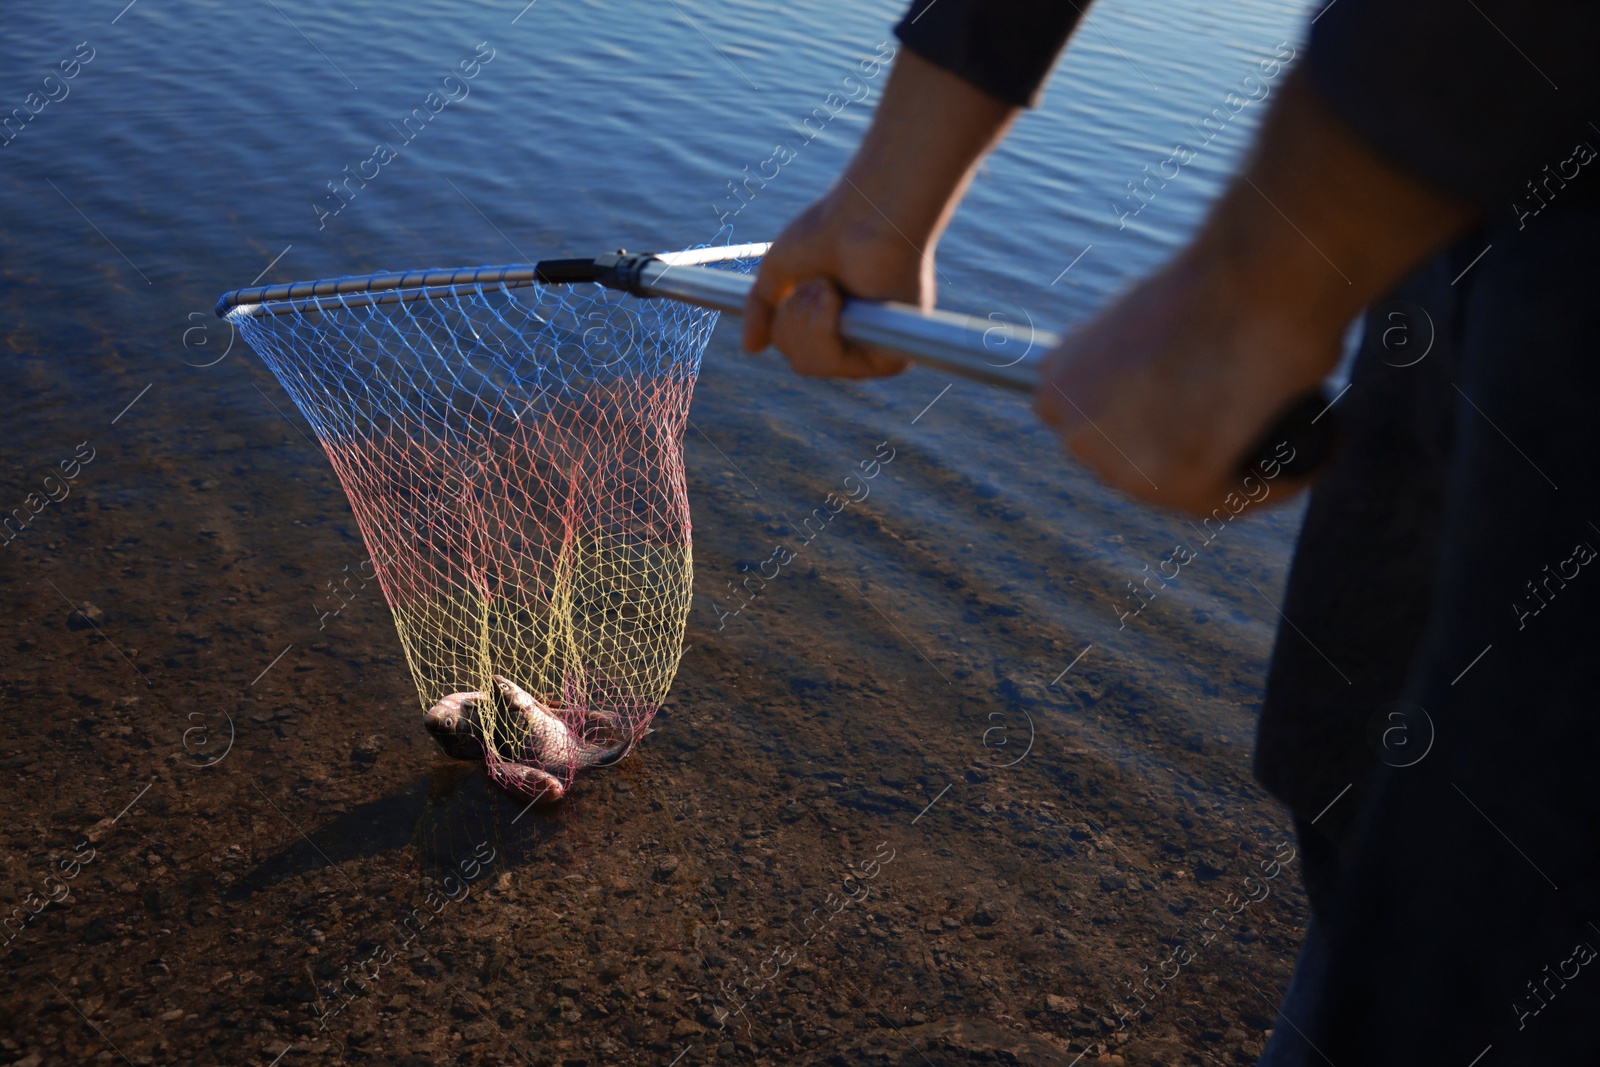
[895,0,1600,206]
[895,4,1600,1060]
[894,0,1084,109]
[895,0,1600,835]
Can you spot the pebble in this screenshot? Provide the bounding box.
[66,602,106,630]
[350,735,385,763]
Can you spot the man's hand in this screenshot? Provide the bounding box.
[1035,70,1477,515]
[740,189,928,379]
[1035,243,1342,515]
[742,49,1019,377]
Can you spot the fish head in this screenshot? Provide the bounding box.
[425,690,490,760]
[492,674,544,717]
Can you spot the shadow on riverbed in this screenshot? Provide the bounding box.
[228,764,585,900]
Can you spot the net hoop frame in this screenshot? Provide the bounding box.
[223,242,765,794]
[217,242,771,320]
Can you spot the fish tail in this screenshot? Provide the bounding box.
[582,736,636,769]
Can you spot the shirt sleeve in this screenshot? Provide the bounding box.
[894,0,1085,108]
[1307,0,1600,205]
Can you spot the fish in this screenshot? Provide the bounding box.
[423,690,489,761]
[424,674,633,801]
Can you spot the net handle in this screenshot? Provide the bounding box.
[624,261,1334,478]
[216,246,1336,477]
[631,258,1049,392]
[218,252,1050,392]
[212,242,773,318]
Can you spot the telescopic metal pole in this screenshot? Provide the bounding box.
[622,258,1333,477]
[215,248,1044,392]
[628,259,1045,392]
[215,246,1335,476]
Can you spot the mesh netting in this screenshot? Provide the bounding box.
[230,250,747,798]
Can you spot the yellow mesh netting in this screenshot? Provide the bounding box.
[229,249,749,797]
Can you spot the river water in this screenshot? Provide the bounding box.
[1,1,1320,1064]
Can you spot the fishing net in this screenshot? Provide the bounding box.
[227,246,754,797]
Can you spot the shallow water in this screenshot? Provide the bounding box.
[2,1,1317,1063]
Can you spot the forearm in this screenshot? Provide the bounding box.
[828,49,1020,250]
[739,9,1049,371]
[1196,68,1479,345]
[741,47,1023,364]
[1035,67,1484,515]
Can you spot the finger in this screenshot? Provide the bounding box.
[773,282,910,379]
[741,257,790,354]
[770,280,848,376]
[834,345,912,379]
[1032,383,1064,430]
[808,283,909,379]
[1031,346,1079,432]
